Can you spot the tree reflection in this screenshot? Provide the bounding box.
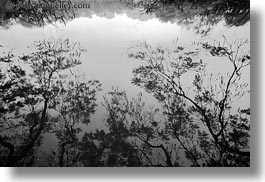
[127,39,250,166]
[0,0,250,166]
[0,39,99,166]
[0,36,250,166]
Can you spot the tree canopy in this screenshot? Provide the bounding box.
[135,0,250,35]
[0,0,74,27]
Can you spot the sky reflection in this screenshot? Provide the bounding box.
[0,13,250,131]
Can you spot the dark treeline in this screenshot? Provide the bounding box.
[137,0,250,35]
[1,0,250,34]
[138,0,249,25]
[0,0,75,27]
[0,0,136,28]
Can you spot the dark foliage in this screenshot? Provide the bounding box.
[0,0,74,27]
[127,39,250,166]
[135,0,249,35]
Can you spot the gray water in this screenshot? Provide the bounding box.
[0,0,250,167]
[0,12,250,129]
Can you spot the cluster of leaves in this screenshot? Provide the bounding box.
[0,0,75,27]
[102,89,158,166]
[0,39,100,166]
[127,39,250,166]
[135,0,249,35]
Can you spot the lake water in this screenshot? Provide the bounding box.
[0,0,250,166]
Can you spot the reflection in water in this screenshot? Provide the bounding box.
[0,0,249,167]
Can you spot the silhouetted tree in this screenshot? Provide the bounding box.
[0,38,92,166]
[127,38,250,166]
[102,88,177,166]
[50,77,101,167]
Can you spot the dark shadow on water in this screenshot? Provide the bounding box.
[9,9,261,180]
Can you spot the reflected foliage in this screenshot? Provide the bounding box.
[127,39,250,166]
[0,39,100,166]
[0,37,250,166]
[0,0,250,167]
